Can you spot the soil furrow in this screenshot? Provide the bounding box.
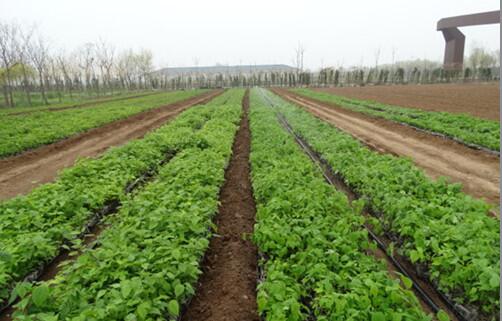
[181,90,259,321]
[272,88,500,206]
[0,90,223,200]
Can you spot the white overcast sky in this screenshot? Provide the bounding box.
[0,0,499,70]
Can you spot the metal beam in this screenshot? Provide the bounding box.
[437,11,500,70]
[437,10,500,30]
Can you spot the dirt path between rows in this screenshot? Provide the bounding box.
[6,92,158,116]
[273,88,500,206]
[0,90,223,201]
[182,90,259,321]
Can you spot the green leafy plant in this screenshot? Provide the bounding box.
[292,88,500,151]
[249,89,430,321]
[0,90,240,304]
[11,89,244,320]
[264,89,500,317]
[0,90,207,157]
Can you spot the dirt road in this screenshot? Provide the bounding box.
[0,90,223,201]
[273,88,500,205]
[315,83,500,121]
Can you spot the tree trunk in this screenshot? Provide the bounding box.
[2,84,11,107]
[38,72,48,105]
[21,65,32,106]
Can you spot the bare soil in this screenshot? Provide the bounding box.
[315,83,500,121]
[273,88,500,206]
[181,90,259,321]
[0,90,223,200]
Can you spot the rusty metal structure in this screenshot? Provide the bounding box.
[437,10,500,70]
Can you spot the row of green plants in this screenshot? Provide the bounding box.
[9,90,243,320]
[249,89,433,321]
[0,89,207,157]
[0,90,238,304]
[291,88,500,151]
[0,90,157,116]
[264,89,500,317]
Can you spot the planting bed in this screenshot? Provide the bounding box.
[0,90,242,319]
[292,88,500,152]
[315,83,500,121]
[0,84,498,321]
[6,90,244,320]
[273,88,500,205]
[0,90,221,200]
[262,89,499,319]
[0,89,207,158]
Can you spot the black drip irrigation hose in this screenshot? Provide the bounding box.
[256,89,478,321]
[0,151,177,316]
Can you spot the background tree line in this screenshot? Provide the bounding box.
[1,20,499,109]
[0,22,155,108]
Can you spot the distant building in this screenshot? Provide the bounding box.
[154,64,296,79]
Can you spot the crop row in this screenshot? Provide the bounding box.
[0,91,157,116]
[264,89,500,317]
[10,90,243,320]
[0,89,206,157]
[249,89,432,321]
[291,88,500,151]
[0,90,239,303]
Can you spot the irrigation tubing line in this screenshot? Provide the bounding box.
[257,89,476,321]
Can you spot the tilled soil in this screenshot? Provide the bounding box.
[182,90,259,321]
[315,83,500,121]
[273,88,500,205]
[0,90,223,200]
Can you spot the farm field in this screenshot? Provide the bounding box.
[0,90,220,200]
[0,86,499,321]
[274,88,500,205]
[0,91,158,116]
[315,83,500,121]
[0,89,208,158]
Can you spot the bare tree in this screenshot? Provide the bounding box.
[0,22,19,107]
[374,47,381,69]
[56,51,74,98]
[77,43,96,94]
[96,39,115,94]
[17,26,36,106]
[27,35,50,105]
[294,42,305,75]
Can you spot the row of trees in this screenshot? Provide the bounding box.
[1,20,499,108]
[0,22,155,107]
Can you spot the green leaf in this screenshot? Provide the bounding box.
[400,275,413,289]
[371,311,385,321]
[136,301,150,320]
[437,310,450,321]
[167,300,180,316]
[32,285,50,307]
[121,282,132,298]
[174,284,184,298]
[37,313,59,321]
[489,273,500,288]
